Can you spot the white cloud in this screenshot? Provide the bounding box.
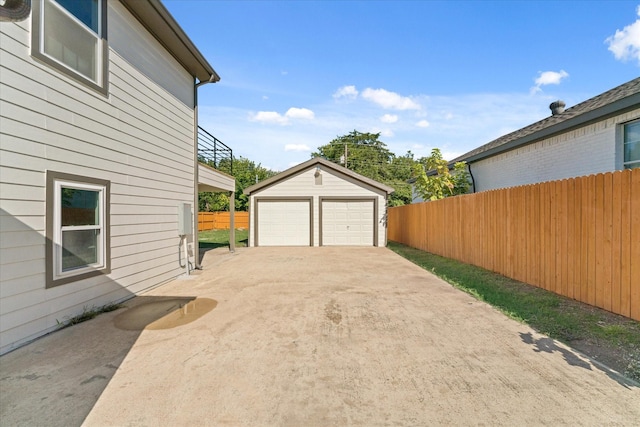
[380,114,398,123]
[251,107,315,125]
[251,111,288,125]
[606,5,640,65]
[284,144,311,152]
[530,70,569,94]
[201,91,551,172]
[370,127,394,137]
[333,85,359,99]
[285,107,315,119]
[361,88,421,110]
[416,119,430,128]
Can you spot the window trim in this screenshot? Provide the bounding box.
[622,119,640,170]
[31,0,109,95]
[46,171,111,288]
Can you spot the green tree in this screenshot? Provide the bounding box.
[312,130,414,206]
[198,156,277,212]
[412,148,470,201]
[386,151,415,207]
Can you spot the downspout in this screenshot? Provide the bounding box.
[193,74,217,269]
[467,162,476,193]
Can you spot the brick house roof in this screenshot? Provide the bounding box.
[452,77,640,164]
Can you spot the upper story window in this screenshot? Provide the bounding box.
[624,120,640,169]
[32,0,108,94]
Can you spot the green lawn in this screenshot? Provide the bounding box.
[199,228,248,250]
[387,241,640,381]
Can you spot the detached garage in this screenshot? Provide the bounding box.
[244,158,394,247]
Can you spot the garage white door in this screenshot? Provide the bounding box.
[257,200,311,246]
[322,200,374,246]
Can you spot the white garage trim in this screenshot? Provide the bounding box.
[319,197,378,247]
[254,197,313,247]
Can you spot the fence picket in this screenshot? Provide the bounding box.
[611,172,622,315]
[198,212,249,231]
[388,169,640,321]
[631,170,640,320]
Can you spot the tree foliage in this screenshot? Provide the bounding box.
[312,130,414,206]
[199,156,277,212]
[412,148,470,201]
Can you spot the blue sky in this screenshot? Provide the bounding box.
[164,0,640,171]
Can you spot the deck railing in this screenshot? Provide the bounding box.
[198,126,232,174]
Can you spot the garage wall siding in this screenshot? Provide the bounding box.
[248,167,387,247]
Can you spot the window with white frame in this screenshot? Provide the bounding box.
[46,172,110,288]
[32,0,108,93]
[624,120,640,169]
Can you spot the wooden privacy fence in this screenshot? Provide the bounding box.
[198,212,249,231]
[388,169,640,321]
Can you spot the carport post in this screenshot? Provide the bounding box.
[229,191,235,252]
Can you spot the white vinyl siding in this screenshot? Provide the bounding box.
[0,1,196,354]
[256,200,311,246]
[248,167,387,247]
[108,2,194,107]
[198,163,235,193]
[322,200,374,246]
[32,0,107,93]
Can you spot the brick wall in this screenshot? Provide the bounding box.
[470,109,640,192]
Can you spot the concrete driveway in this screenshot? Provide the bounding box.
[1,247,639,426]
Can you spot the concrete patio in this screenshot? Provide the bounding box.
[1,247,638,426]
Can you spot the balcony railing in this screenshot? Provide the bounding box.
[198,126,232,174]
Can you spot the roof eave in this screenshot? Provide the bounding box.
[456,92,640,165]
[244,158,395,196]
[119,0,220,83]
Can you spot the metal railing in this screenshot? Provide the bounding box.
[198,126,233,174]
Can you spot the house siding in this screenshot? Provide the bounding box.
[248,167,387,247]
[0,2,197,354]
[198,163,235,192]
[470,109,640,192]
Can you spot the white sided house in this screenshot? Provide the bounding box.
[453,77,640,193]
[244,158,394,247]
[0,0,234,354]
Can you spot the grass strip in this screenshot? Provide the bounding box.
[387,241,640,380]
[199,229,249,249]
[57,303,124,328]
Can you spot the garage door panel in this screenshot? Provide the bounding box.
[322,200,374,246]
[257,200,310,246]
